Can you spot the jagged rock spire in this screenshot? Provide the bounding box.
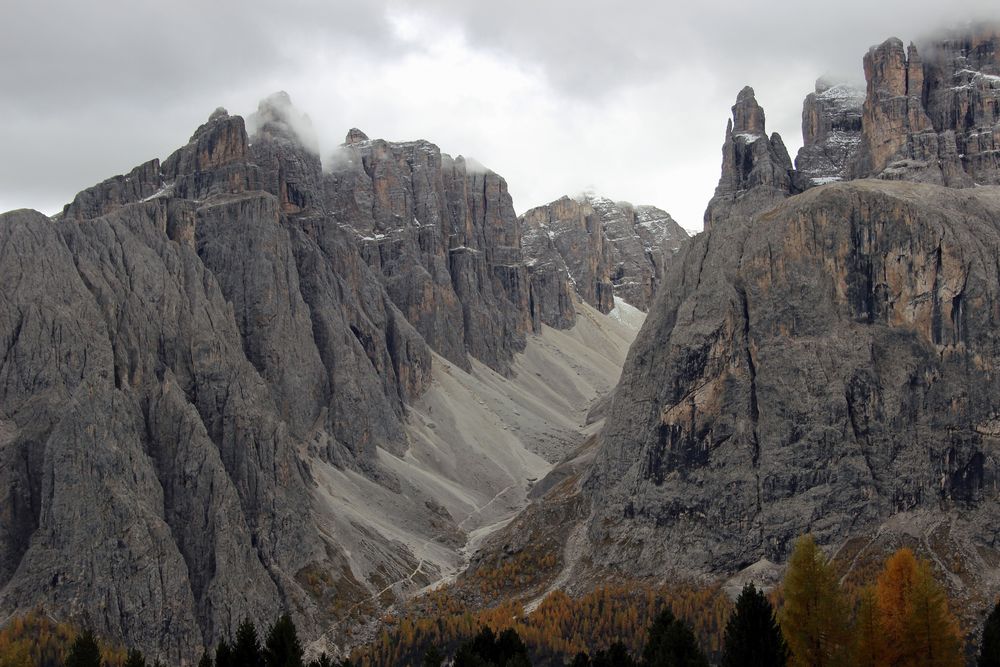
[732,86,766,135]
[703,87,795,230]
[344,127,369,144]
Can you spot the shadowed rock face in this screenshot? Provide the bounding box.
[0,95,574,661]
[520,194,688,313]
[795,78,865,186]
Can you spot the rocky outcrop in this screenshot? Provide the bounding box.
[520,194,687,313]
[0,91,587,660]
[921,27,1000,185]
[327,137,538,374]
[520,197,616,314]
[522,220,577,329]
[850,30,1000,186]
[704,87,796,230]
[850,38,957,185]
[794,78,864,186]
[584,179,1000,603]
[587,196,687,311]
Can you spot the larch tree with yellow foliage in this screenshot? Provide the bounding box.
[779,534,852,667]
[853,586,886,667]
[874,548,963,667]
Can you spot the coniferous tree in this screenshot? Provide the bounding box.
[876,547,920,664]
[198,651,213,667]
[264,616,304,667]
[453,626,530,667]
[569,652,591,667]
[234,619,262,667]
[215,638,234,667]
[421,646,444,667]
[720,582,788,667]
[904,559,963,667]
[779,535,851,667]
[470,626,498,664]
[453,641,488,667]
[875,548,963,667]
[592,642,635,667]
[981,600,1000,667]
[640,607,709,667]
[123,649,147,667]
[495,628,530,667]
[309,653,333,667]
[65,630,102,667]
[852,586,885,667]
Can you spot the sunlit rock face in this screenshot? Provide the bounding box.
[850,29,1000,186]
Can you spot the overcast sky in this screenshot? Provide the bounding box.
[1,1,996,229]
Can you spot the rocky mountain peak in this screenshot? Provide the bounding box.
[703,87,795,230]
[732,85,766,136]
[246,91,320,155]
[344,127,369,144]
[520,193,687,313]
[794,78,864,186]
[846,28,1000,186]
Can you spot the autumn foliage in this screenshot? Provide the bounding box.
[0,539,985,667]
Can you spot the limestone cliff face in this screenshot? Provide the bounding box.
[704,87,796,230]
[849,29,1000,186]
[520,197,616,314]
[520,194,687,312]
[0,95,573,661]
[329,136,542,374]
[569,24,1000,622]
[794,79,865,186]
[585,181,1000,591]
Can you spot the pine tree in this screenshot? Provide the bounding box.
[495,628,530,667]
[215,638,234,667]
[592,642,635,667]
[234,619,262,667]
[421,646,444,667]
[720,582,788,667]
[65,630,102,667]
[981,600,1000,667]
[779,534,851,667]
[453,626,530,667]
[198,651,213,667]
[263,616,304,667]
[852,586,885,667]
[123,649,147,667]
[640,607,709,667]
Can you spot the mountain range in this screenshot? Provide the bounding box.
[1,21,1000,665]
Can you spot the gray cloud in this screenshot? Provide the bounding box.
[2,1,997,227]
